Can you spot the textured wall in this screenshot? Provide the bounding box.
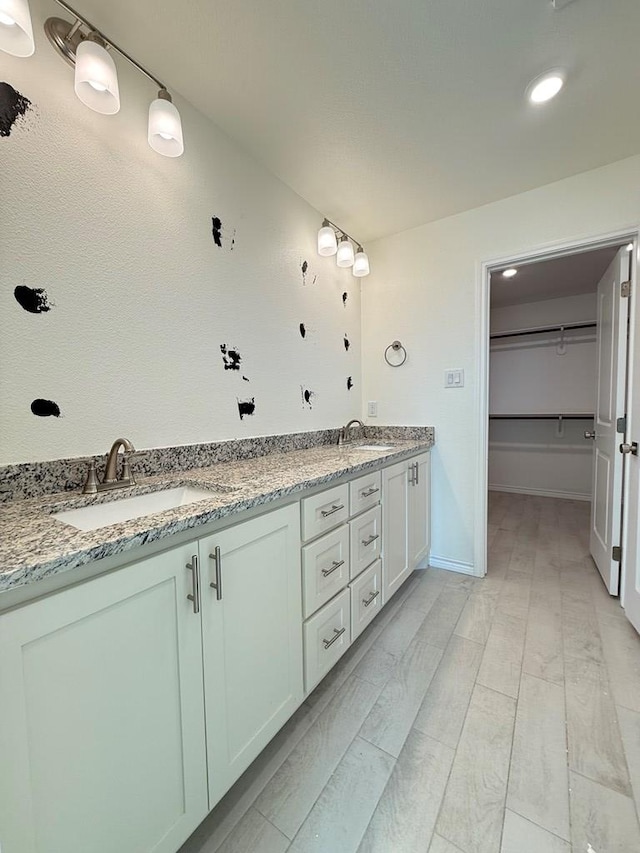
[362,154,640,569]
[1,6,361,465]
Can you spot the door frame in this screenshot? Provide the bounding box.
[474,225,639,577]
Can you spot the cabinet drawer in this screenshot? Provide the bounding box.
[349,471,382,517]
[301,525,350,618]
[350,559,382,641]
[349,505,382,579]
[301,483,350,542]
[303,588,351,693]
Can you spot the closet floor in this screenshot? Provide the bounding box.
[179,492,640,853]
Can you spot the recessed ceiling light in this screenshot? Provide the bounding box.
[527,71,565,104]
[502,268,518,278]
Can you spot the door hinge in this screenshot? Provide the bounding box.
[621,280,631,298]
[613,545,622,562]
[617,416,627,434]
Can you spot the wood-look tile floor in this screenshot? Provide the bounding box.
[180,493,640,853]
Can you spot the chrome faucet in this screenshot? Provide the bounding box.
[82,437,136,494]
[338,419,365,446]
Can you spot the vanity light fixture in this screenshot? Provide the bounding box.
[317,218,370,277]
[0,0,35,56]
[527,70,565,104]
[502,268,518,278]
[43,0,184,155]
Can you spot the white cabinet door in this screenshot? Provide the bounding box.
[382,459,411,603]
[0,544,208,853]
[199,504,303,807]
[409,452,431,568]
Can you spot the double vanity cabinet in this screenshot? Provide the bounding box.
[0,451,430,853]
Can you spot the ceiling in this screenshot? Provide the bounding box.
[54,0,640,243]
[490,245,622,307]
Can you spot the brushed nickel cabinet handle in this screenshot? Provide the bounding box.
[361,487,380,498]
[209,546,223,600]
[186,555,200,614]
[321,503,345,518]
[322,627,346,649]
[415,462,419,485]
[408,464,416,486]
[362,590,380,608]
[362,534,380,547]
[321,559,344,577]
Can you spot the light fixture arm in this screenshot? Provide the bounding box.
[321,217,363,250]
[52,0,167,91]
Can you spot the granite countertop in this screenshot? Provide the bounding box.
[0,439,432,599]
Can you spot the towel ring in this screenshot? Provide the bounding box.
[384,340,407,367]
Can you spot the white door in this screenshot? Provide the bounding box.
[622,243,640,633]
[0,543,208,853]
[199,504,303,808]
[382,459,411,603]
[409,452,431,568]
[589,248,629,594]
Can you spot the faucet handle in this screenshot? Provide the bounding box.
[82,460,99,494]
[120,455,136,485]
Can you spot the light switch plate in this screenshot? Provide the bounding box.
[444,369,464,388]
[367,401,378,417]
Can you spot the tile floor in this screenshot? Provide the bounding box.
[180,492,640,853]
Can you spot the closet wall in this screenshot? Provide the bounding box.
[489,293,596,500]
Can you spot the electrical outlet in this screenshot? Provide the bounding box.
[444,369,464,388]
[367,401,378,417]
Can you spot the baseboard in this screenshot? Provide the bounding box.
[489,484,591,502]
[428,555,478,576]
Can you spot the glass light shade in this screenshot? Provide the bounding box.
[317,223,338,256]
[336,236,355,268]
[74,39,120,115]
[148,96,184,157]
[0,0,34,57]
[352,248,370,277]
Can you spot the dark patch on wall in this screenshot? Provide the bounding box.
[299,323,306,339]
[220,343,242,371]
[211,217,223,247]
[237,397,255,420]
[31,399,61,418]
[0,82,32,137]
[301,260,317,286]
[301,387,315,409]
[347,376,354,390]
[344,335,350,351]
[230,228,236,251]
[14,286,53,314]
[342,292,348,307]
[242,375,250,382]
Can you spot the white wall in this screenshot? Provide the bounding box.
[0,0,361,465]
[489,293,597,501]
[362,154,640,571]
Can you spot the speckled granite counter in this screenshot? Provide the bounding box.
[0,434,433,603]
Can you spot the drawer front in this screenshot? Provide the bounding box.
[349,505,382,579]
[301,525,350,618]
[301,483,350,542]
[303,588,351,693]
[350,559,382,641]
[349,471,382,517]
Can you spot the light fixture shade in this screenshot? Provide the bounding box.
[317,222,338,256]
[0,0,34,57]
[336,235,355,268]
[527,70,565,104]
[74,39,120,115]
[148,94,184,157]
[352,247,370,277]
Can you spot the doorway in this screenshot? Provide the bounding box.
[475,231,638,617]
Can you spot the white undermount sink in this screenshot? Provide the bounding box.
[53,486,218,532]
[354,444,396,452]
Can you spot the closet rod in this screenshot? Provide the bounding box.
[490,321,597,340]
[489,413,594,420]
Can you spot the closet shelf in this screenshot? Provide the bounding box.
[490,322,596,340]
[489,413,594,420]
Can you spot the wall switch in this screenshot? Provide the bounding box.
[367,401,378,417]
[444,369,464,388]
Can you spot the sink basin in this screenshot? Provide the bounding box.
[53,486,218,532]
[354,444,396,452]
